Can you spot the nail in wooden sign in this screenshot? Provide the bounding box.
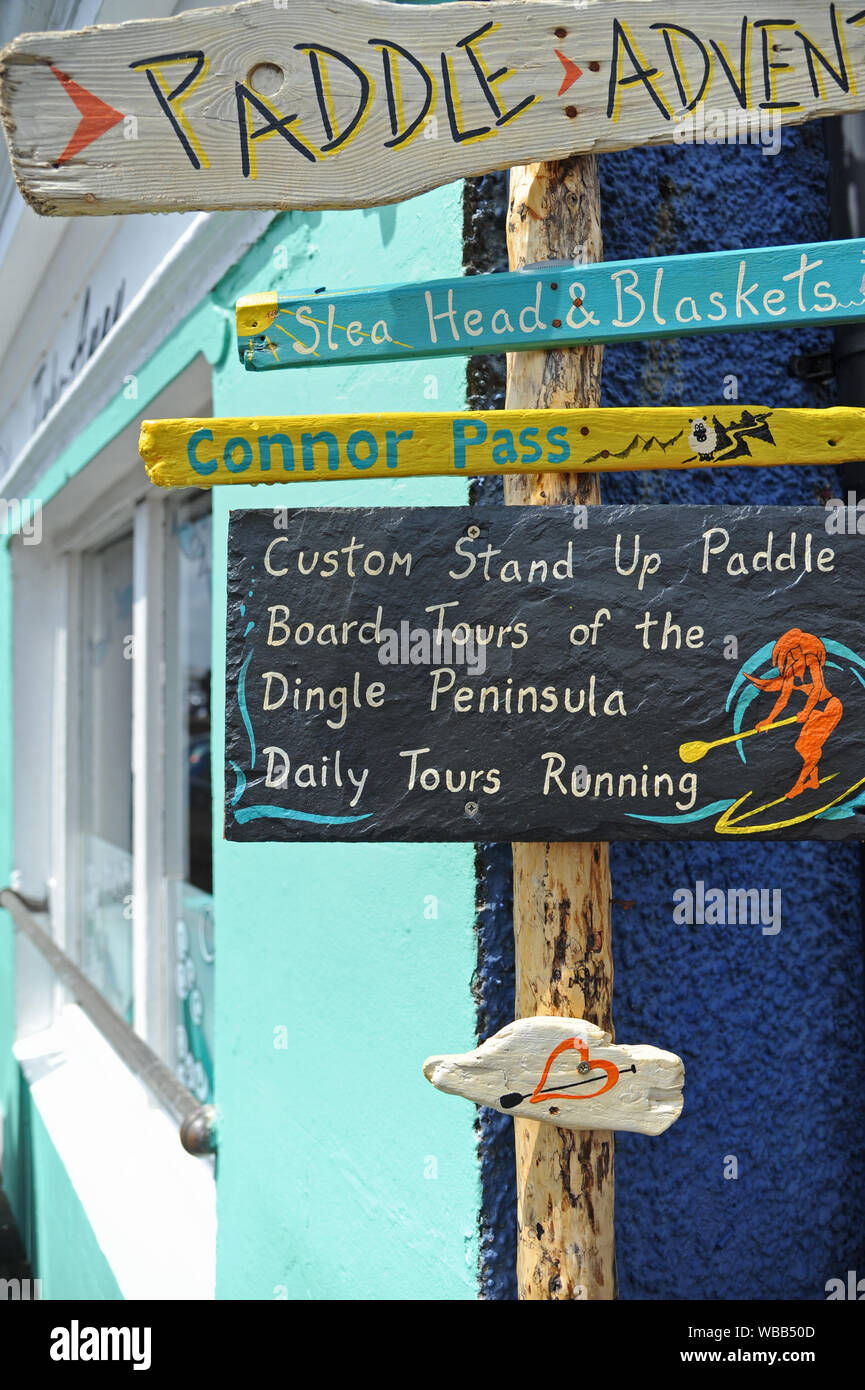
[225,505,865,843]
[4,1,865,216]
[423,1018,684,1135]
[237,238,865,369]
[141,406,865,488]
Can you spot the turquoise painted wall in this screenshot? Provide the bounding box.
[6,1068,121,1299]
[0,184,480,1300]
[209,190,480,1299]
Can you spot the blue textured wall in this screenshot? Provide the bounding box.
[474,124,865,1300]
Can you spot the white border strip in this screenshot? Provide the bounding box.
[14,1004,216,1300]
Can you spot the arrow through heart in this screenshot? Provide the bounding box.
[50,66,124,165]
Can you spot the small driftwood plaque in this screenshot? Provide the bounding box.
[423,1017,685,1135]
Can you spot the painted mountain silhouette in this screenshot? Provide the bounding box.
[583,429,684,464]
[582,410,775,467]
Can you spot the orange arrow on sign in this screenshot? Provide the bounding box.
[555,50,582,95]
[50,66,124,165]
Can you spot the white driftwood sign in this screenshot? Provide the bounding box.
[423,1018,684,1135]
[3,0,865,215]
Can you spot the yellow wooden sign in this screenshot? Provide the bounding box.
[140,406,865,488]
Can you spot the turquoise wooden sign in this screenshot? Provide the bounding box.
[237,237,865,371]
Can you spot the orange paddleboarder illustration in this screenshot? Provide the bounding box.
[745,629,843,799]
[666,629,865,834]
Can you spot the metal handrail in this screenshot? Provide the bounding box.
[0,888,216,1156]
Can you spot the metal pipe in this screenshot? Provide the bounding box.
[0,888,217,1156]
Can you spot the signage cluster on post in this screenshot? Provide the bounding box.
[6,0,864,1295]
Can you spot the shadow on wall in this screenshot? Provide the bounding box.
[3,1063,39,1283]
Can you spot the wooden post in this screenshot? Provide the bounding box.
[504,154,615,1300]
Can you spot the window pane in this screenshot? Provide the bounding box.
[166,497,213,1103]
[173,886,214,1104]
[80,532,134,1022]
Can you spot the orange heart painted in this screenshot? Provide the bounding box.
[530,1036,619,1103]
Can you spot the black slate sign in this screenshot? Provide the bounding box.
[226,505,865,841]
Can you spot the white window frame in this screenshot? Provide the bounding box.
[13,359,212,1070]
[133,491,168,1051]
[9,361,217,1298]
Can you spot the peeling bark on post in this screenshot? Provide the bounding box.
[504,153,616,1300]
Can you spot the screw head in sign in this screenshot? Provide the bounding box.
[465,801,479,817]
[577,1060,592,1075]
[467,525,480,539]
